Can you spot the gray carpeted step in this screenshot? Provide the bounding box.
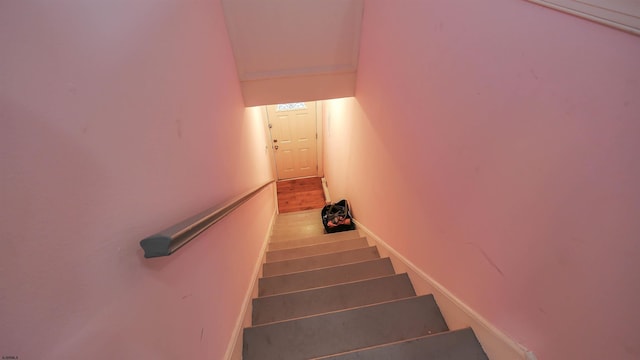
[269,230,360,251]
[253,273,416,325]
[313,327,488,360]
[263,246,380,276]
[266,237,369,262]
[243,294,449,360]
[259,258,395,296]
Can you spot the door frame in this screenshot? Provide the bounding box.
[263,101,324,181]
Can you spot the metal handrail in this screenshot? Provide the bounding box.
[139,180,275,258]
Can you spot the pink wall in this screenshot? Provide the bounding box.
[0,1,275,359]
[324,1,640,359]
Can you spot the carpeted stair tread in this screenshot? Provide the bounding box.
[268,230,360,251]
[266,237,369,262]
[263,246,380,276]
[252,273,415,325]
[312,327,488,360]
[243,295,449,360]
[258,258,395,296]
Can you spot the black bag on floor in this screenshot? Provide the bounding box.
[322,199,355,233]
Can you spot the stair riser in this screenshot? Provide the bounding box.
[266,237,369,262]
[259,258,395,296]
[274,209,321,222]
[253,273,416,325]
[273,217,323,228]
[314,328,488,360]
[270,225,326,242]
[268,230,360,251]
[263,246,380,277]
[272,222,323,233]
[243,295,449,360]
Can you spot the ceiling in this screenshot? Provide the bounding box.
[222,0,364,106]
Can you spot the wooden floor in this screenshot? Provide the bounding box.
[277,177,326,213]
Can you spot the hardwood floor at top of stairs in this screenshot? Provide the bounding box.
[277,177,326,213]
[241,209,490,359]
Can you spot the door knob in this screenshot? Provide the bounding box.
[274,145,279,150]
[273,139,278,143]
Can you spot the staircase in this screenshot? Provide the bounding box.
[242,209,489,359]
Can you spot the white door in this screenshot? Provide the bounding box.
[267,102,318,180]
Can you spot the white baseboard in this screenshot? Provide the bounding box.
[354,220,537,360]
[321,177,331,205]
[224,208,277,360]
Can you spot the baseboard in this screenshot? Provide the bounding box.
[321,177,331,205]
[224,208,277,360]
[354,219,537,360]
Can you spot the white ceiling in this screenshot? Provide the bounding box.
[222,0,363,105]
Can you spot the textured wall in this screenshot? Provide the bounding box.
[0,1,274,359]
[324,0,640,359]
